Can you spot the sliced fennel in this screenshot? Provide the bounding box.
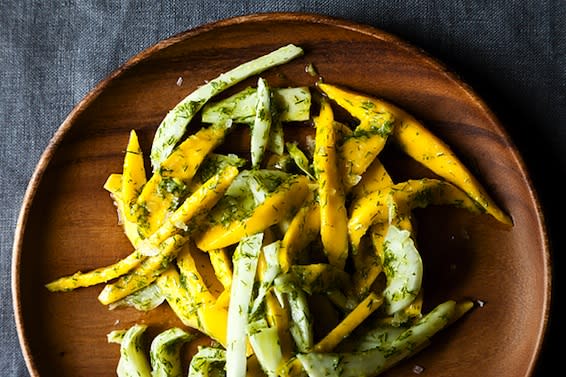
[150,44,304,171]
[201,86,311,125]
[108,283,165,311]
[149,327,194,377]
[251,77,272,168]
[250,240,282,318]
[248,319,284,377]
[225,232,264,377]
[109,324,152,377]
[297,300,461,377]
[188,346,227,377]
[382,224,423,315]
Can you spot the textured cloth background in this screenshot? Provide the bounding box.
[1,1,564,376]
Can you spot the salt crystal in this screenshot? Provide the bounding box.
[413,365,424,374]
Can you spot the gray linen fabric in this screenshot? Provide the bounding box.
[1,1,564,376]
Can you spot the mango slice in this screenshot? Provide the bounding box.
[195,175,310,251]
[313,99,349,270]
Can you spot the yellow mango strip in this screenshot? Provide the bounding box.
[313,99,349,270]
[103,173,122,196]
[138,166,239,256]
[317,82,396,190]
[121,130,147,222]
[156,267,202,330]
[135,122,231,237]
[347,187,389,251]
[197,303,230,349]
[348,178,482,250]
[280,134,391,275]
[98,234,188,305]
[207,248,233,309]
[280,137,390,275]
[214,289,231,309]
[348,158,394,297]
[195,175,310,251]
[45,248,146,292]
[208,248,233,290]
[103,173,143,247]
[314,292,383,353]
[176,241,216,308]
[278,186,320,273]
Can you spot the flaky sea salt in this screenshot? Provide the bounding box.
[413,364,425,374]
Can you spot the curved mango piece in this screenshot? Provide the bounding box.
[155,264,230,348]
[348,178,483,249]
[197,303,229,348]
[313,99,349,270]
[349,158,394,296]
[319,82,511,226]
[195,175,310,251]
[392,114,512,225]
[317,82,396,189]
[121,130,147,222]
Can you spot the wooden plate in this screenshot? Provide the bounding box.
[12,12,550,377]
